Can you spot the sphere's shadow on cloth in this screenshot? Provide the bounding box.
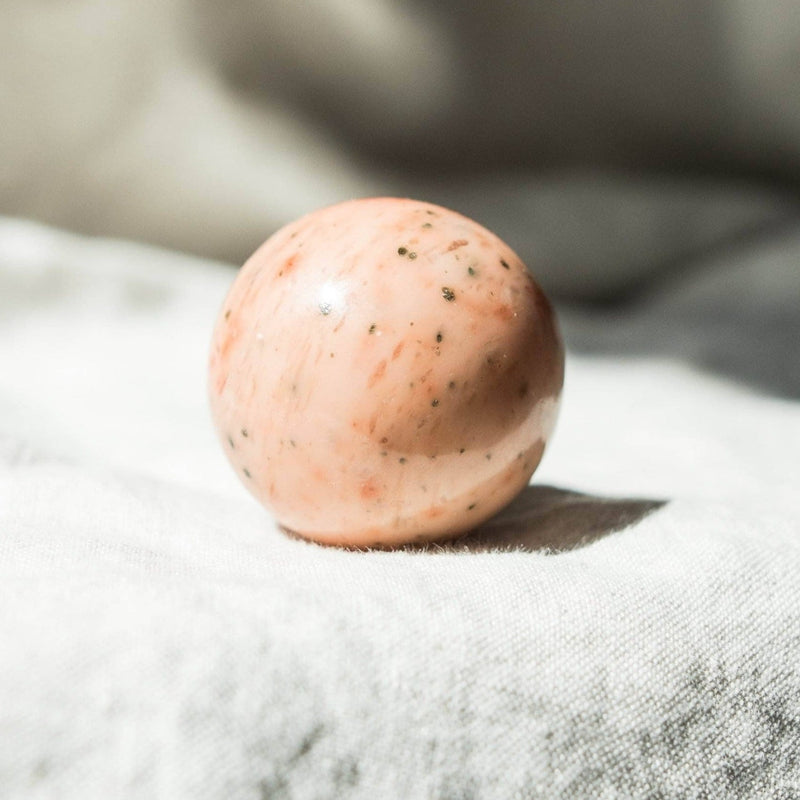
[420,485,666,553]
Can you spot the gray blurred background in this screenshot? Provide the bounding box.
[2,0,799,394]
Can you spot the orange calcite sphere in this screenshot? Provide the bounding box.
[209,198,564,547]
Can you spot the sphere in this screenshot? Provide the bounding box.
[208,198,564,547]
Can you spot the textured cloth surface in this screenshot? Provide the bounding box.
[4,2,800,796]
[1,216,799,799]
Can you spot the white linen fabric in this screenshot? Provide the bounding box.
[1,215,799,799]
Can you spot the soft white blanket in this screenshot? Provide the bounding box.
[1,215,798,798]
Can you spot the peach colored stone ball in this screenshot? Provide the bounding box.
[208,198,564,547]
